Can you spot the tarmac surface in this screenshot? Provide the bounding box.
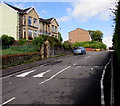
[1,51,111,105]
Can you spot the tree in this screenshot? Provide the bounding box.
[58,32,63,42]
[113,0,120,63]
[88,30,103,42]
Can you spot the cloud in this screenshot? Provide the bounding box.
[71,0,116,21]
[57,16,70,22]
[103,36,113,48]
[41,10,47,14]
[58,0,117,22]
[13,3,25,9]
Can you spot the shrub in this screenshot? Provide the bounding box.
[72,41,106,49]
[62,41,72,49]
[18,39,27,45]
[0,35,15,48]
[32,35,45,49]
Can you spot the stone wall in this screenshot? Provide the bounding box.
[1,52,41,68]
[1,45,72,68]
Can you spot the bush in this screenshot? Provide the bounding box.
[72,41,106,49]
[0,35,15,48]
[18,39,27,45]
[32,35,45,49]
[62,41,72,49]
[32,35,62,49]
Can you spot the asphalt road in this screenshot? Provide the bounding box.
[1,51,111,105]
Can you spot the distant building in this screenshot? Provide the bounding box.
[0,2,59,40]
[68,28,91,43]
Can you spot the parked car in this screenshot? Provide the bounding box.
[73,47,86,55]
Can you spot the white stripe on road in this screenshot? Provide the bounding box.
[73,63,77,66]
[75,66,81,70]
[39,66,71,85]
[0,97,16,106]
[16,70,36,77]
[100,59,111,105]
[1,64,45,79]
[91,68,94,70]
[33,70,51,78]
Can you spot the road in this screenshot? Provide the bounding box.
[1,51,111,105]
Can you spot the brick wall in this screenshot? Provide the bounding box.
[69,28,91,43]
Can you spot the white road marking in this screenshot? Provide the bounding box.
[91,68,94,70]
[16,69,36,77]
[39,66,71,85]
[33,70,51,78]
[75,66,81,70]
[73,63,77,66]
[100,59,111,105]
[0,97,16,106]
[1,64,45,79]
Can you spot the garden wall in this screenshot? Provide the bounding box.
[1,47,72,68]
[85,48,96,51]
[1,52,41,68]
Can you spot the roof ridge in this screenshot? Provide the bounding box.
[4,2,31,13]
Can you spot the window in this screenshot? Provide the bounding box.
[23,16,26,25]
[42,23,44,31]
[48,25,50,32]
[28,29,33,40]
[34,30,38,38]
[34,18,37,27]
[55,26,57,33]
[23,28,26,39]
[52,25,55,32]
[28,16,32,26]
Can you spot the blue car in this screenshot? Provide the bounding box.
[73,47,86,55]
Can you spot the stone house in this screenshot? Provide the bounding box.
[0,2,59,40]
[68,28,91,43]
[39,18,59,38]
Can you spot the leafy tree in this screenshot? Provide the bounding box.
[113,0,120,63]
[0,35,15,48]
[88,30,103,42]
[58,32,63,42]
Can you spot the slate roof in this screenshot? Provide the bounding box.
[39,18,54,24]
[4,2,32,14]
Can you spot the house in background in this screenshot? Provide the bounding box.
[68,28,91,43]
[0,2,59,40]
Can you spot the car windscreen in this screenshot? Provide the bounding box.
[74,47,81,50]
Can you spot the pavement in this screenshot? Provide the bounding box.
[1,54,72,77]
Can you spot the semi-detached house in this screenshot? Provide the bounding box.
[0,2,59,40]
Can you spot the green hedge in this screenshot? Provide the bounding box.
[72,41,107,49]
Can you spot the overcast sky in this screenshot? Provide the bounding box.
[1,0,118,47]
